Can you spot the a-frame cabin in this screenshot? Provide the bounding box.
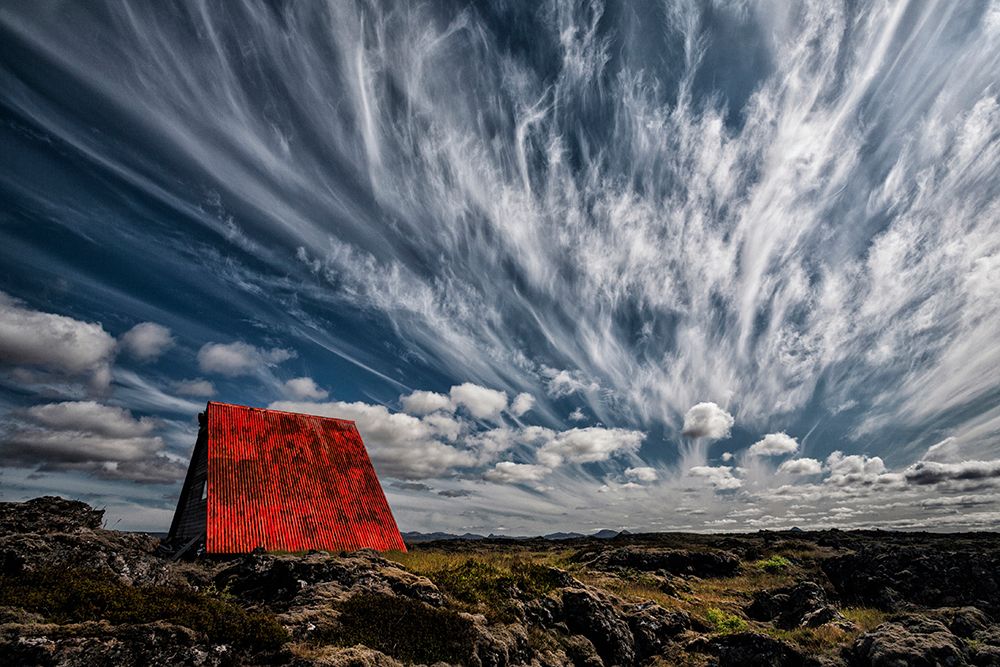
[168,402,405,554]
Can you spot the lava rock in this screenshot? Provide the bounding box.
[0,497,104,534]
[0,621,227,667]
[216,551,442,607]
[823,545,1000,615]
[623,601,691,659]
[582,546,740,577]
[702,632,806,667]
[851,615,969,666]
[746,581,841,629]
[561,588,636,666]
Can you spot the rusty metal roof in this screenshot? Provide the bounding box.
[204,402,406,553]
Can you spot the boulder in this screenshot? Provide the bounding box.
[0,497,104,534]
[215,551,442,607]
[746,581,841,629]
[701,632,806,667]
[851,616,969,666]
[561,588,636,666]
[623,601,691,658]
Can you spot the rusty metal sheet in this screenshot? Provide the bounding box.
[205,402,406,554]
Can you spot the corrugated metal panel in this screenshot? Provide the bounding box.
[205,402,406,554]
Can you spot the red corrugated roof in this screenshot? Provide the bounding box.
[205,402,406,553]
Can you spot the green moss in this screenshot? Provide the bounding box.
[428,558,562,621]
[754,555,793,573]
[0,567,288,651]
[704,607,748,634]
[325,592,476,664]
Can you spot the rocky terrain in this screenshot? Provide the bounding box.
[2,497,1000,666]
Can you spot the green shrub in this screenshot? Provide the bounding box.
[325,592,476,664]
[705,607,748,634]
[755,555,793,573]
[0,567,287,650]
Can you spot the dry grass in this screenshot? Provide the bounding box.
[767,624,855,654]
[841,607,889,632]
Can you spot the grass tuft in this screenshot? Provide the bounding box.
[754,555,793,573]
[704,607,748,634]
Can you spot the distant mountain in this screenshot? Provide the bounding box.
[402,531,485,543]
[592,529,626,539]
[402,528,631,542]
[543,532,586,540]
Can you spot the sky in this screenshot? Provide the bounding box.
[1,0,999,534]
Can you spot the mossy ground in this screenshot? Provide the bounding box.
[320,592,476,665]
[0,566,288,651]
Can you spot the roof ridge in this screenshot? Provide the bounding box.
[205,401,357,424]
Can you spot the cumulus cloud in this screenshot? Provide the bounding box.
[119,322,175,361]
[681,403,734,440]
[625,466,658,482]
[0,401,181,483]
[825,451,887,486]
[174,379,216,397]
[748,432,799,457]
[197,341,295,376]
[536,427,644,467]
[0,292,116,389]
[270,399,476,479]
[777,458,823,475]
[689,465,742,490]
[400,390,453,415]
[510,392,535,417]
[449,383,508,420]
[568,408,586,422]
[282,376,329,400]
[485,461,550,483]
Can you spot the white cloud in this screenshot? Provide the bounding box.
[825,451,887,486]
[24,401,156,439]
[777,458,823,475]
[282,376,329,400]
[537,427,645,467]
[449,382,508,420]
[0,292,116,389]
[0,401,181,483]
[748,432,799,457]
[485,461,550,483]
[174,379,216,397]
[270,399,476,479]
[625,466,658,482]
[197,341,295,376]
[689,465,743,490]
[119,322,175,361]
[921,437,961,463]
[540,367,599,397]
[400,389,453,415]
[681,402,734,440]
[568,408,586,422]
[510,392,535,417]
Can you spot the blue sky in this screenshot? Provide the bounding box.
[2,1,1000,533]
